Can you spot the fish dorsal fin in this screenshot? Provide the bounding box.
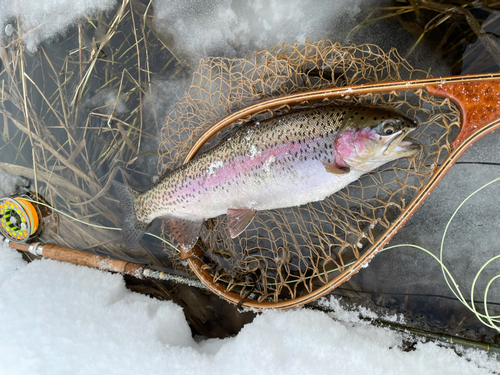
[161,215,204,252]
[227,208,257,238]
[322,161,350,175]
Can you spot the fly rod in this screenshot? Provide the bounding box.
[0,235,207,289]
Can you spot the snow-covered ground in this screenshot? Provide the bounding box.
[0,242,498,375]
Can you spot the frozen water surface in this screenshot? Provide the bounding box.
[152,0,367,66]
[0,0,116,53]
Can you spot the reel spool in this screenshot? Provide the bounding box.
[0,194,43,243]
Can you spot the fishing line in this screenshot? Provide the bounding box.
[19,178,500,332]
[21,197,181,253]
[442,177,500,329]
[381,177,500,332]
[274,176,500,333]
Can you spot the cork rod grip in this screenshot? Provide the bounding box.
[41,244,144,276]
[7,241,144,277]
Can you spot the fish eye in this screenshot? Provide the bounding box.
[378,120,397,136]
[384,126,394,135]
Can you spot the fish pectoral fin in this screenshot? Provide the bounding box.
[322,161,350,175]
[161,215,204,252]
[227,208,257,238]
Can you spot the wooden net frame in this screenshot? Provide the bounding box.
[158,40,500,309]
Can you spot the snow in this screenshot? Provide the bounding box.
[0,242,498,375]
[249,144,259,158]
[85,89,128,116]
[207,160,224,176]
[152,0,369,65]
[0,168,30,197]
[262,156,275,173]
[0,0,116,53]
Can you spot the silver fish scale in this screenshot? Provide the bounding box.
[137,106,351,222]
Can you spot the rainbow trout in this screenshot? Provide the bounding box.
[113,104,420,250]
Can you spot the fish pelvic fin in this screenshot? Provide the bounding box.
[227,208,257,238]
[161,215,204,252]
[112,180,150,248]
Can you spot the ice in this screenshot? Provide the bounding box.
[0,168,30,197]
[0,242,498,374]
[85,89,128,116]
[0,0,497,373]
[152,0,368,66]
[356,131,500,330]
[146,75,194,174]
[4,23,13,36]
[0,0,116,53]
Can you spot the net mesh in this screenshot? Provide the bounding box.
[158,40,461,303]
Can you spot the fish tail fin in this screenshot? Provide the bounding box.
[112,180,150,248]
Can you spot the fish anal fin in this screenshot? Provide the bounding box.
[227,208,257,238]
[322,161,350,175]
[126,220,151,248]
[162,215,204,252]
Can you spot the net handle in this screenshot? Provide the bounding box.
[181,73,500,310]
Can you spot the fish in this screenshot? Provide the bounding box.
[113,104,420,251]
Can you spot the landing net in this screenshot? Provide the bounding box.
[158,40,460,303]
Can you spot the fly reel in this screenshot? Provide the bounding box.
[0,193,45,243]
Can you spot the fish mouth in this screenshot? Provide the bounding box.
[383,129,421,157]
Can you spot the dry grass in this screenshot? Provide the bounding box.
[0,0,498,278]
[0,0,184,268]
[351,1,500,74]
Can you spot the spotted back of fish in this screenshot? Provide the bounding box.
[117,104,418,250]
[138,105,405,221]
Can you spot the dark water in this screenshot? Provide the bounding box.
[330,131,500,343]
[330,4,500,344]
[1,1,500,342]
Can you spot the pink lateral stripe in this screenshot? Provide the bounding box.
[170,138,325,200]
